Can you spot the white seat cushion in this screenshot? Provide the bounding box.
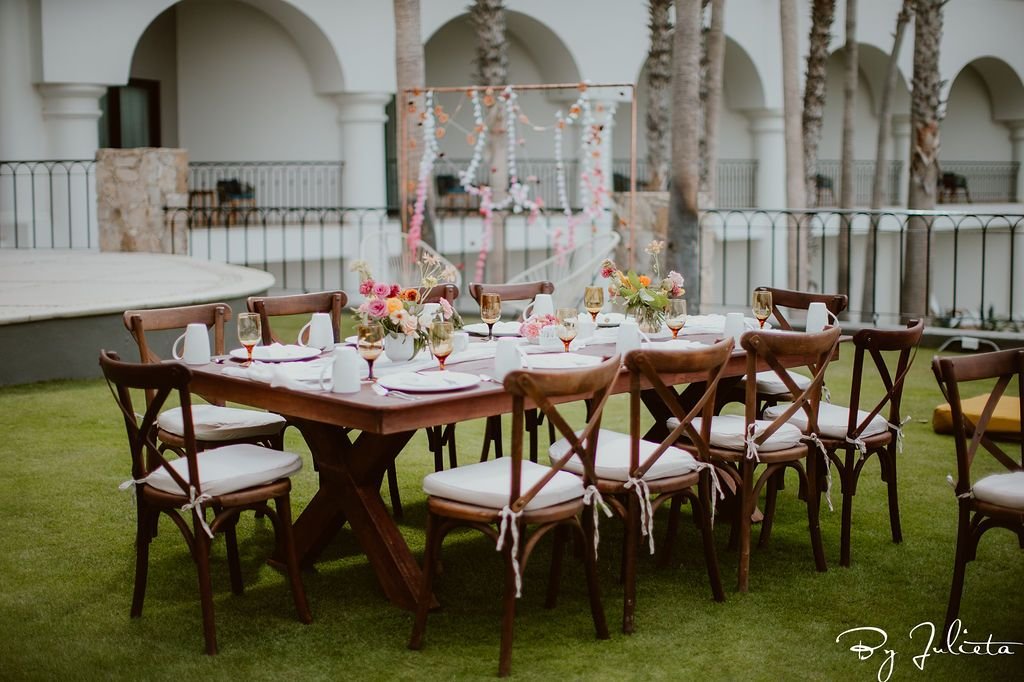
[158,405,286,442]
[422,457,584,511]
[745,369,812,396]
[145,443,302,497]
[972,471,1024,510]
[548,428,704,482]
[667,414,803,452]
[764,402,889,440]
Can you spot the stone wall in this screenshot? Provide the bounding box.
[96,148,188,253]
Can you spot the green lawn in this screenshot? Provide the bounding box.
[1,320,1020,680]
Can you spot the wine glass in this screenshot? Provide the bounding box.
[584,286,605,322]
[480,293,501,342]
[556,307,578,352]
[752,289,773,329]
[429,319,454,371]
[236,312,261,365]
[666,299,688,339]
[357,323,384,382]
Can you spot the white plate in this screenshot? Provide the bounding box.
[596,312,625,327]
[521,353,602,369]
[377,370,480,393]
[464,321,522,337]
[229,344,321,362]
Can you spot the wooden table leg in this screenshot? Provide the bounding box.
[284,419,427,611]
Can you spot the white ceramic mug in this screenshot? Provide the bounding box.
[616,320,641,356]
[172,323,211,365]
[523,293,554,319]
[805,302,830,333]
[452,330,469,353]
[319,346,361,393]
[493,337,522,381]
[723,312,746,344]
[300,312,334,350]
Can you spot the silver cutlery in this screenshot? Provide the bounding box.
[371,383,419,400]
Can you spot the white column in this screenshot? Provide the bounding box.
[891,114,912,207]
[1007,120,1024,203]
[40,84,105,159]
[334,92,390,208]
[0,0,47,159]
[746,108,786,210]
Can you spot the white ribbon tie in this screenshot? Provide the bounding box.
[496,505,525,597]
[624,477,655,555]
[582,485,613,558]
[888,415,912,454]
[180,485,214,539]
[806,434,834,512]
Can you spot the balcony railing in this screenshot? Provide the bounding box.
[937,161,1019,203]
[187,161,344,209]
[0,159,97,248]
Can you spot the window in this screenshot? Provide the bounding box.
[99,78,161,148]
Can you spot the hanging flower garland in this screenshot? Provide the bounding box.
[407,90,440,253]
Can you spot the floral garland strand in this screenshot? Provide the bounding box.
[408,90,439,253]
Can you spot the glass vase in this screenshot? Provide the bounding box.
[629,304,665,335]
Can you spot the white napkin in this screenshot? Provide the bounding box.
[646,339,708,351]
[683,314,768,334]
[221,359,329,391]
[519,353,602,369]
[464,321,522,336]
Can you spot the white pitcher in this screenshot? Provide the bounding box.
[300,312,334,350]
[523,293,554,319]
[319,346,361,393]
[172,323,211,366]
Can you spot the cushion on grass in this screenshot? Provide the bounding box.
[422,457,584,511]
[145,443,302,496]
[158,404,286,441]
[764,402,889,439]
[971,471,1024,509]
[667,414,803,452]
[745,369,812,396]
[548,428,705,482]
[932,394,1021,438]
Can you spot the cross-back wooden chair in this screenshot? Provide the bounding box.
[99,350,310,655]
[469,280,557,464]
[932,349,1024,640]
[704,326,841,592]
[123,303,287,453]
[409,356,619,677]
[767,320,924,566]
[246,290,347,346]
[549,340,733,634]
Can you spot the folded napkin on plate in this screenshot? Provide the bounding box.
[646,339,708,351]
[682,314,767,334]
[520,353,602,369]
[221,360,328,391]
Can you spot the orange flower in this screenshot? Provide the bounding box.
[638,275,651,287]
[386,297,404,313]
[401,288,420,303]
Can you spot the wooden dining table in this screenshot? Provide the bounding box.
[188,332,830,611]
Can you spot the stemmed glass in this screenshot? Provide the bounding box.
[556,307,578,352]
[584,286,605,322]
[480,293,501,342]
[666,299,688,339]
[752,289,773,329]
[357,323,384,382]
[236,312,261,366]
[429,319,454,371]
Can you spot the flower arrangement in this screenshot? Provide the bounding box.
[601,240,685,333]
[349,254,461,350]
[519,314,559,342]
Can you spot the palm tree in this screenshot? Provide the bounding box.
[901,0,943,322]
[470,0,509,281]
[780,0,807,289]
[862,0,913,322]
[802,0,836,208]
[703,0,726,205]
[668,0,702,309]
[645,0,673,192]
[837,0,858,304]
[394,0,435,247]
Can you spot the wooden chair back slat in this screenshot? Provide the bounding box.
[502,356,621,512]
[468,281,554,304]
[420,284,459,304]
[755,286,847,331]
[247,290,347,345]
[932,349,1024,495]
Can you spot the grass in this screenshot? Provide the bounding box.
[1,318,1021,680]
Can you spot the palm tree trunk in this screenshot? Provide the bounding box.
[668,0,702,310]
[901,0,943,322]
[780,0,807,290]
[862,0,912,323]
[704,0,726,205]
[471,0,508,282]
[802,0,836,207]
[394,0,435,247]
[837,0,858,304]
[645,0,673,192]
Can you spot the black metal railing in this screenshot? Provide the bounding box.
[0,159,97,248]
[610,158,759,208]
[700,208,1023,328]
[187,161,344,209]
[937,161,1019,203]
[812,160,903,207]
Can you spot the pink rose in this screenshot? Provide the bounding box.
[359,279,374,296]
[371,282,392,298]
[601,265,614,279]
[366,298,388,318]
[390,284,401,298]
[439,298,454,319]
